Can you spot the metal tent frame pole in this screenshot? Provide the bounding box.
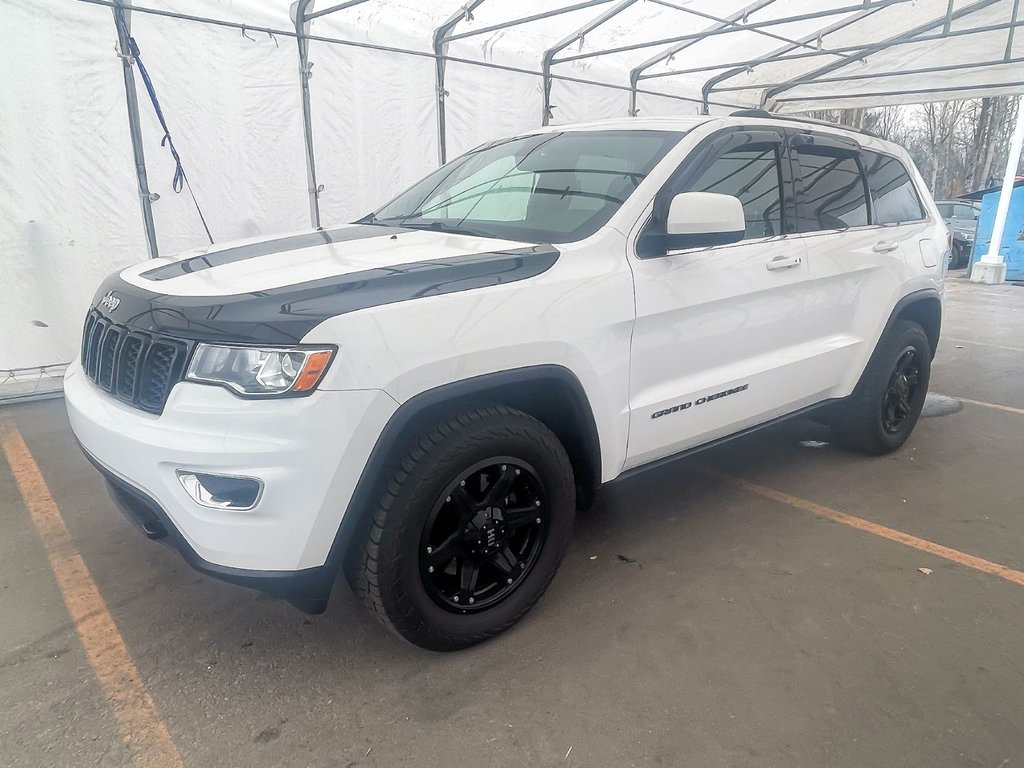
[293,0,322,228]
[432,1,488,166]
[111,0,159,259]
[627,0,776,117]
[541,0,641,126]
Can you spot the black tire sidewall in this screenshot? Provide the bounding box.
[860,322,931,451]
[376,411,575,649]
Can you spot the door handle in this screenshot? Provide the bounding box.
[873,240,900,253]
[765,255,802,271]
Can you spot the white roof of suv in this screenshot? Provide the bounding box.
[536,114,909,159]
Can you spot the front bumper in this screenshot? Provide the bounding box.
[64,361,398,580]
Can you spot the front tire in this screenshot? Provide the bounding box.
[350,404,575,651]
[832,320,931,455]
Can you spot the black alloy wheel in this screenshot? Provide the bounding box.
[831,319,931,455]
[881,347,921,434]
[420,459,547,612]
[350,404,575,651]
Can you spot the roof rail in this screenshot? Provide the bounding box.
[729,109,878,138]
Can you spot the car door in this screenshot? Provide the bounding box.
[791,137,928,394]
[625,126,818,470]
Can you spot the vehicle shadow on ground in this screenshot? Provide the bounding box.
[126,415,842,669]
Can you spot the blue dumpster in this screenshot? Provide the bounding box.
[966,178,1024,280]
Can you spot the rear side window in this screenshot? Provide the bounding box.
[795,147,868,231]
[955,203,978,221]
[861,150,926,224]
[685,146,784,239]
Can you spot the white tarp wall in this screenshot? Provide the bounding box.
[2,0,1022,382]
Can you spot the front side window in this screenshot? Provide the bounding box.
[795,147,869,231]
[685,146,784,239]
[861,150,926,225]
[367,130,685,244]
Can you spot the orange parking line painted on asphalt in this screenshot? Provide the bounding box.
[955,396,1024,417]
[702,467,1024,588]
[1,427,184,768]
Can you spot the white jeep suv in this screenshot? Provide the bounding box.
[66,113,945,650]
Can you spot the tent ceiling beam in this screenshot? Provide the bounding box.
[305,0,371,21]
[554,0,912,64]
[1006,0,1021,59]
[647,18,1024,81]
[712,56,1024,93]
[773,80,1024,104]
[760,0,1005,107]
[647,0,842,55]
[699,2,895,112]
[627,0,777,116]
[446,0,617,43]
[78,0,731,106]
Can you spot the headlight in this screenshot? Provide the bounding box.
[186,344,335,396]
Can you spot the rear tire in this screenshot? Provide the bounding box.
[831,320,931,455]
[949,241,966,269]
[349,404,575,651]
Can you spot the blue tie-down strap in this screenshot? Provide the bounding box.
[120,22,214,244]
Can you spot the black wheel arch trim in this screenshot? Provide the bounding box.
[882,288,942,359]
[327,365,603,580]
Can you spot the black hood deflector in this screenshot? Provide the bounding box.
[92,246,559,345]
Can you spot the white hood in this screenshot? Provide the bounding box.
[120,225,534,297]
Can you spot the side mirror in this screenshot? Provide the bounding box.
[664,192,746,249]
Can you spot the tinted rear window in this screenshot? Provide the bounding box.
[861,150,926,224]
[795,147,868,231]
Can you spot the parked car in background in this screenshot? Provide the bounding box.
[937,199,980,268]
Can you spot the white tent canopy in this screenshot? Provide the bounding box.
[1,0,1022,387]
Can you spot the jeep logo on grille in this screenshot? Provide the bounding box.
[98,291,120,312]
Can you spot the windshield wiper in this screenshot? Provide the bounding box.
[408,221,489,238]
[361,217,490,239]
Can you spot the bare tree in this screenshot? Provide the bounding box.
[806,95,1019,197]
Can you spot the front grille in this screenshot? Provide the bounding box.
[81,310,190,414]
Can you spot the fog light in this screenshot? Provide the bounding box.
[177,471,263,510]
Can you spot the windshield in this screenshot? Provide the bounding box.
[362,130,686,243]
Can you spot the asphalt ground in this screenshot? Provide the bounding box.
[1,273,1022,767]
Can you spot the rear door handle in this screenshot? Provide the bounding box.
[873,240,900,253]
[765,255,802,271]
